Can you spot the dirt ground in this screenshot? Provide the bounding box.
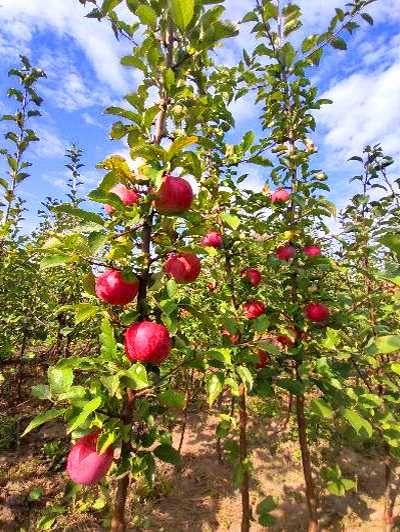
[1,362,399,531]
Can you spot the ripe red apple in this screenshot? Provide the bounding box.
[104,184,139,215]
[303,245,321,257]
[207,281,217,291]
[66,432,113,485]
[241,268,261,287]
[164,252,201,283]
[243,300,265,319]
[304,303,330,323]
[95,270,139,305]
[154,174,193,214]
[270,188,291,204]
[277,335,294,347]
[275,245,296,261]
[256,350,268,369]
[201,230,223,248]
[124,320,171,364]
[222,327,239,344]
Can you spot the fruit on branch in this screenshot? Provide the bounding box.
[304,303,330,323]
[275,245,296,261]
[303,245,321,257]
[125,320,171,364]
[207,281,217,292]
[164,252,201,283]
[241,268,261,287]
[256,350,268,369]
[154,174,193,214]
[270,188,291,204]
[222,327,239,344]
[104,184,139,215]
[201,230,223,248]
[95,269,139,305]
[277,335,294,347]
[243,300,265,319]
[66,432,113,485]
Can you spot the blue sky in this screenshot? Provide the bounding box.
[0,0,399,233]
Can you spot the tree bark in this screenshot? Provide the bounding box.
[111,388,136,531]
[383,453,394,532]
[239,383,251,532]
[295,375,319,532]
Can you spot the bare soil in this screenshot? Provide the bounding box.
[1,359,399,531]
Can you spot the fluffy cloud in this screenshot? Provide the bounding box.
[0,0,132,94]
[318,54,400,166]
[33,126,66,158]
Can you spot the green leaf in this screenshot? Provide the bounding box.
[330,37,347,50]
[236,365,253,391]
[136,4,157,28]
[169,0,194,30]
[28,487,43,501]
[22,408,65,437]
[101,0,122,13]
[342,409,372,438]
[221,213,240,230]
[390,362,400,376]
[73,303,100,325]
[31,384,51,400]
[40,254,75,269]
[154,444,181,465]
[67,396,102,434]
[380,233,400,257]
[100,318,118,361]
[206,373,224,405]
[361,13,373,25]
[160,389,185,409]
[120,363,149,390]
[311,398,333,419]
[367,335,400,355]
[48,366,74,395]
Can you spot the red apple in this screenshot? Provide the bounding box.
[222,327,239,344]
[241,268,261,287]
[104,184,139,215]
[304,303,330,323]
[275,245,296,261]
[66,432,113,485]
[256,350,268,369]
[271,188,290,204]
[124,321,171,364]
[164,252,201,283]
[154,174,193,214]
[201,231,223,248]
[95,270,139,305]
[243,300,265,319]
[207,281,217,291]
[277,335,294,347]
[303,245,321,257]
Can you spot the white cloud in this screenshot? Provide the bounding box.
[318,60,400,165]
[33,126,66,158]
[0,0,132,94]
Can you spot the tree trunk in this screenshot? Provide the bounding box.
[239,383,251,532]
[295,389,319,532]
[383,453,394,532]
[17,331,28,401]
[178,369,194,454]
[111,390,136,531]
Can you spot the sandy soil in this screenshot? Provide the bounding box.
[1,362,399,531]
